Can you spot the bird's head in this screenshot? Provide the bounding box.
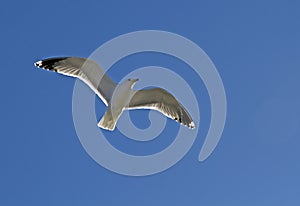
[123,78,139,88]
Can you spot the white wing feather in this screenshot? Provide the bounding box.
[128,88,195,128]
[34,57,116,105]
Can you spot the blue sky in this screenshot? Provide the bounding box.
[1,0,300,205]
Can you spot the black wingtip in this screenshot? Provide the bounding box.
[189,122,195,129]
[34,57,68,72]
[34,60,42,68]
[182,121,195,129]
[173,117,195,129]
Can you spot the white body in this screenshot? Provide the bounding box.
[97,79,138,130]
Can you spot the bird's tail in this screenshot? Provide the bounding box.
[97,107,121,131]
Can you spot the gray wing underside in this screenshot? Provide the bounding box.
[34,57,116,105]
[128,88,195,128]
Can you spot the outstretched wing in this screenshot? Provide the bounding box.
[34,57,117,105]
[128,88,195,129]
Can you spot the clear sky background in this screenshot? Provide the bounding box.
[1,0,300,205]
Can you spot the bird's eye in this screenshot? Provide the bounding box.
[128,79,131,81]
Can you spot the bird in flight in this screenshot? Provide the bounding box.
[34,57,195,131]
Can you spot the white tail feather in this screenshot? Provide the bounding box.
[97,107,122,131]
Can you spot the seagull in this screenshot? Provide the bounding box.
[34,57,195,131]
